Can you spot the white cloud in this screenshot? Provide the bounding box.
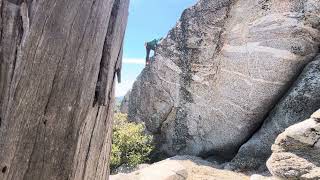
[122,58,145,65]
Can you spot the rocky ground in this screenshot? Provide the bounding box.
[110,156,250,180]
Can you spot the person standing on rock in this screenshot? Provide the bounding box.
[145,38,162,65]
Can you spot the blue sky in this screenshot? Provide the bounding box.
[115,0,197,97]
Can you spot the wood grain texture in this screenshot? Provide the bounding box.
[0,0,129,179]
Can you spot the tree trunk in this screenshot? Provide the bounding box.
[0,0,129,179]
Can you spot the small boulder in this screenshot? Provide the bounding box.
[110,157,187,180]
[267,111,320,179]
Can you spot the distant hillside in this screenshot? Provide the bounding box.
[116,96,124,103]
[115,96,124,112]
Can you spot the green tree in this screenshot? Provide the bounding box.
[111,113,154,170]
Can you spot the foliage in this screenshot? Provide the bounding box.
[110,113,154,171]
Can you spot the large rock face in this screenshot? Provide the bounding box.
[128,0,320,158]
[266,110,320,179]
[230,57,320,171]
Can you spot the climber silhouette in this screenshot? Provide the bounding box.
[145,38,162,65]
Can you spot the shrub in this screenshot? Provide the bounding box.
[110,113,154,171]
